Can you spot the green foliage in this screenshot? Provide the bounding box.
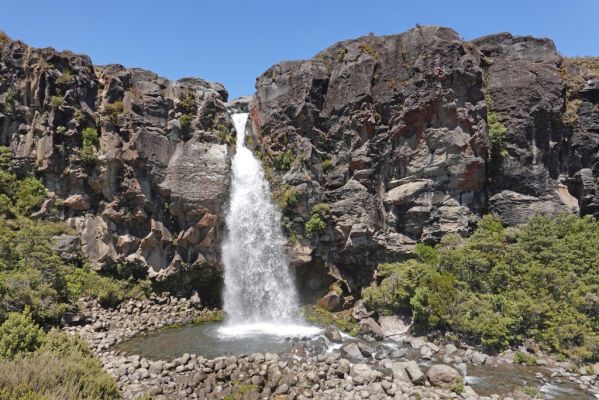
[79,127,99,163]
[521,386,542,398]
[0,349,119,400]
[179,114,193,131]
[179,93,196,114]
[450,379,464,394]
[487,111,507,160]
[304,203,329,236]
[39,329,92,357]
[363,214,599,361]
[0,147,11,170]
[0,309,44,360]
[302,305,360,336]
[104,101,123,124]
[14,178,46,215]
[216,124,234,145]
[305,214,326,235]
[277,185,299,210]
[63,264,151,308]
[56,70,75,88]
[322,159,332,175]
[274,149,294,171]
[194,309,224,323]
[50,96,63,110]
[1,90,15,117]
[514,351,538,366]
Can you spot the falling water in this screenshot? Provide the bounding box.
[220,113,317,337]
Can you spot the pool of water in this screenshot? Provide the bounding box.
[114,321,323,360]
[114,323,594,400]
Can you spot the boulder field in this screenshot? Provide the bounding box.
[1,25,599,300]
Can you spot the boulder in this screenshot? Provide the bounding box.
[323,326,343,343]
[378,315,410,341]
[317,291,341,311]
[426,364,462,388]
[392,361,425,385]
[340,342,363,360]
[358,317,384,340]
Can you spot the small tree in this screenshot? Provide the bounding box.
[0,308,44,360]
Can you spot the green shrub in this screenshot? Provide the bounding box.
[0,350,120,400]
[14,177,46,215]
[0,146,11,170]
[1,90,15,117]
[322,159,332,175]
[50,96,63,110]
[179,93,196,114]
[216,124,234,145]
[311,203,330,218]
[0,309,44,360]
[179,114,193,131]
[305,213,326,235]
[104,101,123,124]
[278,185,299,210]
[514,351,538,366]
[362,214,599,360]
[274,149,294,171]
[79,127,98,163]
[488,111,507,160]
[450,379,464,394]
[56,70,75,88]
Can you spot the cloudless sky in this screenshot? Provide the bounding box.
[2,0,598,99]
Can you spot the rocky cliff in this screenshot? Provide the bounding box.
[249,26,599,295]
[1,26,598,303]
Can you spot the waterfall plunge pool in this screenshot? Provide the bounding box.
[113,321,324,360]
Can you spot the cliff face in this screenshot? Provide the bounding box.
[2,26,599,301]
[0,39,234,300]
[250,26,598,293]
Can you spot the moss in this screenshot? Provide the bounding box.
[322,159,332,175]
[194,309,224,323]
[274,149,294,171]
[303,305,360,336]
[450,378,464,394]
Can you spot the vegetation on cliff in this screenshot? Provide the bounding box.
[363,214,599,361]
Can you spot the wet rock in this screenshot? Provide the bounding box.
[323,326,343,343]
[340,342,363,360]
[317,291,341,311]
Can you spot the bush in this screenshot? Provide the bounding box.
[179,114,193,132]
[79,127,99,163]
[305,214,326,235]
[277,185,299,210]
[515,351,538,366]
[363,214,599,361]
[487,111,507,160]
[14,177,46,215]
[274,149,294,171]
[104,101,123,124]
[179,93,196,114]
[56,70,75,88]
[0,350,119,400]
[322,159,332,175]
[0,309,44,360]
[50,96,63,110]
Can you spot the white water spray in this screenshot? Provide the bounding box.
[220,113,319,337]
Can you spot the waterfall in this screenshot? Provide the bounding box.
[219,113,314,337]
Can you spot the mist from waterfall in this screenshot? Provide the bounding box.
[219,113,316,337]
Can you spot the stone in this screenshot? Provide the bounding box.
[324,326,343,343]
[340,343,363,360]
[351,300,374,320]
[317,291,341,311]
[378,315,410,341]
[350,363,378,384]
[63,194,91,210]
[358,318,384,341]
[470,351,488,365]
[426,364,462,388]
[392,361,425,385]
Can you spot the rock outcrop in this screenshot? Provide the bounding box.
[249,26,599,295]
[0,39,233,302]
[2,26,599,301]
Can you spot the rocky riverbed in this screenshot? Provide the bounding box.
[62,296,599,400]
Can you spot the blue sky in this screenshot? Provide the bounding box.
[2,0,598,99]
